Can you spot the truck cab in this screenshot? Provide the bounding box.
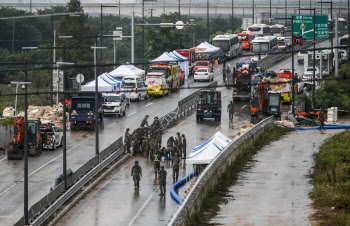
[69,93,103,130]
[196,90,222,122]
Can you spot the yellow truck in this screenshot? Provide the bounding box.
[149,63,181,90]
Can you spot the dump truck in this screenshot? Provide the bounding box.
[232,63,260,102]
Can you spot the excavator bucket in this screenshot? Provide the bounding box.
[7,143,24,160]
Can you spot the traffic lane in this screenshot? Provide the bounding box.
[209,129,343,225]
[0,56,249,225]
[57,89,251,226]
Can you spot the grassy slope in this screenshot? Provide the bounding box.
[309,129,350,225]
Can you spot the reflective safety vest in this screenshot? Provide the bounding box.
[154,154,160,162]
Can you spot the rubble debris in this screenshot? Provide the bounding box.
[229,124,254,139]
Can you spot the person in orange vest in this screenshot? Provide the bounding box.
[214,58,219,67]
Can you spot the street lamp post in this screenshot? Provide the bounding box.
[232,0,235,33]
[207,0,209,42]
[91,46,106,161]
[178,0,181,49]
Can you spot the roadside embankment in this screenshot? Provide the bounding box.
[309,129,350,225]
[187,125,291,225]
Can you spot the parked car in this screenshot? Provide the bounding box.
[120,76,148,101]
[40,121,63,150]
[103,93,126,117]
[297,50,308,64]
[193,61,213,73]
[194,68,214,82]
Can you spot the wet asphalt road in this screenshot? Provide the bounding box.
[209,129,344,226]
[0,55,250,225]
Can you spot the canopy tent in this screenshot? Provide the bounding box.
[150,52,178,63]
[81,74,122,92]
[150,52,190,79]
[195,42,221,53]
[109,62,145,79]
[186,131,232,165]
[100,73,124,85]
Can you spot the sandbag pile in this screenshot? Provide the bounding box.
[230,124,254,139]
[275,120,295,128]
[7,103,67,129]
[2,107,14,117]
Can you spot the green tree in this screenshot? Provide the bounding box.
[57,0,94,84]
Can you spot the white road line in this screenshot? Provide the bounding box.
[0,185,16,197]
[145,102,153,107]
[127,112,136,116]
[0,135,94,197]
[127,171,173,226]
[241,105,247,109]
[0,157,7,163]
[108,122,116,128]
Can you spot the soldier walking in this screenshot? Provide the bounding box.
[182,134,187,159]
[166,136,175,159]
[156,127,162,148]
[159,166,167,196]
[125,131,131,153]
[176,132,182,155]
[131,161,142,190]
[222,66,227,83]
[172,154,180,183]
[153,150,161,178]
[227,101,235,121]
[140,115,149,128]
[149,136,158,159]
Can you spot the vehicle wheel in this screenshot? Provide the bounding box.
[218,116,221,121]
[201,116,204,121]
[123,110,126,116]
[52,142,56,150]
[60,138,63,146]
[99,113,103,122]
[137,95,141,102]
[214,117,217,121]
[168,88,171,96]
[196,115,200,121]
[145,93,149,100]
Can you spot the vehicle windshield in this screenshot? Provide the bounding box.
[212,40,230,52]
[278,42,286,46]
[340,38,348,46]
[251,43,269,53]
[196,62,209,66]
[28,122,37,143]
[40,125,53,133]
[240,35,249,41]
[303,74,313,78]
[200,92,219,105]
[122,83,136,88]
[270,28,281,34]
[104,96,120,102]
[149,67,168,76]
[269,94,280,106]
[306,68,316,72]
[72,100,94,114]
[196,69,208,73]
[248,27,261,32]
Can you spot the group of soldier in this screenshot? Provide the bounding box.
[127,115,187,195]
[222,66,232,83]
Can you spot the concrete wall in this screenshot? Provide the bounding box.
[0,124,13,151]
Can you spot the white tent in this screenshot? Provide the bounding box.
[150,52,177,63]
[186,131,232,165]
[195,42,221,53]
[100,73,124,84]
[109,62,145,79]
[81,75,121,92]
[171,51,190,79]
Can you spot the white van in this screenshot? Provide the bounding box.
[145,72,170,96]
[103,93,126,116]
[120,76,148,101]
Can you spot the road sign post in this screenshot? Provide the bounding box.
[292,15,328,39]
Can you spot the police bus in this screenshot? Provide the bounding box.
[212,34,242,59]
[247,24,270,36]
[251,36,278,54]
[269,24,285,37]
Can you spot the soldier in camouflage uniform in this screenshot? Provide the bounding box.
[153,150,161,178]
[227,101,235,121]
[166,136,175,159]
[159,166,167,196]
[132,131,140,154]
[156,127,162,148]
[182,134,187,159]
[172,154,180,184]
[176,132,182,155]
[131,161,142,190]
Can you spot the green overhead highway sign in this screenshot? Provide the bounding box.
[292,15,329,39]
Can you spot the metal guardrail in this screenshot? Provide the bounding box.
[14,137,124,226]
[168,116,274,226]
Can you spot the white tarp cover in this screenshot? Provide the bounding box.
[186,131,232,165]
[109,62,145,78]
[81,74,121,92]
[195,42,221,53]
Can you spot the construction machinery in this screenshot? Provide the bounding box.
[250,79,282,123]
[232,63,260,101]
[196,90,222,121]
[8,117,43,160]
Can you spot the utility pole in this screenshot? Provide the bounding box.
[285,0,287,27]
[131,11,135,64]
[335,14,339,75]
[207,0,209,42]
[50,16,54,107]
[142,0,145,69]
[232,0,234,33]
[252,0,254,25]
[24,60,28,226]
[270,0,272,19]
[178,0,181,49]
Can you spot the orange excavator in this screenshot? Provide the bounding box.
[250,80,283,123]
[8,117,42,160]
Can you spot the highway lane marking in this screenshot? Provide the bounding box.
[0,157,7,162]
[60,155,139,224]
[0,134,95,197]
[108,122,116,128]
[241,105,247,109]
[0,184,15,197]
[127,112,136,116]
[223,90,232,98]
[215,125,221,130]
[145,102,153,107]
